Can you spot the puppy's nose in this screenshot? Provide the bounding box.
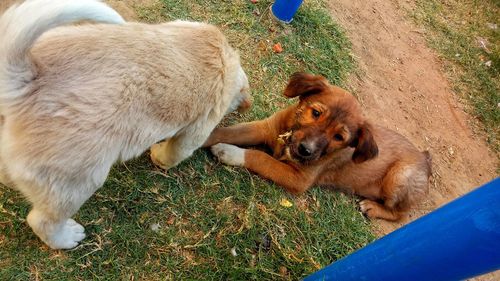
[298,142,313,157]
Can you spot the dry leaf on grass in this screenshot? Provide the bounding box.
[272,42,283,53]
[279,198,293,208]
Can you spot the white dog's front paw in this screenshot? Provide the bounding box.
[47,219,86,249]
[211,143,245,166]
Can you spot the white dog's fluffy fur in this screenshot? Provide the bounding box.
[0,0,250,249]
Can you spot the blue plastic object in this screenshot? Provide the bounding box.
[305,178,500,281]
[271,0,304,23]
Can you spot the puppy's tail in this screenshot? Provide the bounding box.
[0,0,124,102]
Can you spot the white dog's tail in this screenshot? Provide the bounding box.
[0,0,124,101]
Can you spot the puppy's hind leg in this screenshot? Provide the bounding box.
[359,182,407,221]
[360,163,428,221]
[359,199,404,221]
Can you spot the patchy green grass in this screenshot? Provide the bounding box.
[412,0,500,151]
[0,0,374,280]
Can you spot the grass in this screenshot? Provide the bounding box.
[412,0,500,152]
[0,0,374,280]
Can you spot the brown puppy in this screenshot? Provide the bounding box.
[205,73,431,221]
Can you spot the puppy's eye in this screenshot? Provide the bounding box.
[312,109,321,118]
[334,134,344,141]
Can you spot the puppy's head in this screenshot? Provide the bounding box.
[227,65,252,114]
[284,72,378,163]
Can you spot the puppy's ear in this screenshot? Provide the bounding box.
[283,72,329,99]
[349,122,378,164]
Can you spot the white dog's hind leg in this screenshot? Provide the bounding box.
[27,209,85,249]
[18,178,96,249]
[12,159,110,249]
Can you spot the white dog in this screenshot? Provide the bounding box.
[0,0,250,249]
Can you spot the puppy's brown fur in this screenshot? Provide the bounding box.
[206,73,431,221]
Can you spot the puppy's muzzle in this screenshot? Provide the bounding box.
[291,136,327,162]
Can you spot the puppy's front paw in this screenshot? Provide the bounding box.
[211,143,245,166]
